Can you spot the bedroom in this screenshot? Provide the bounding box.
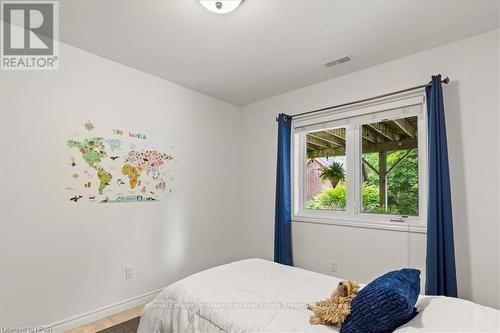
[0,0,499,332]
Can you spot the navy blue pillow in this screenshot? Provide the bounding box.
[340,268,420,333]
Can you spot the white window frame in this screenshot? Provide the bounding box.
[292,93,427,233]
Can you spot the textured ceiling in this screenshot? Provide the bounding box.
[59,0,500,106]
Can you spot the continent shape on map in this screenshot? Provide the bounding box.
[67,138,107,169]
[97,168,112,194]
[122,164,141,189]
[105,139,122,152]
[125,150,174,180]
[68,137,113,194]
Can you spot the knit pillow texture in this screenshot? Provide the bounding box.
[340,268,420,333]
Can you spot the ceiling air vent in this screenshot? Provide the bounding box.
[324,55,352,68]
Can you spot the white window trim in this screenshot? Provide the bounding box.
[292,92,428,234]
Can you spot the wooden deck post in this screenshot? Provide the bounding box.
[379,151,387,209]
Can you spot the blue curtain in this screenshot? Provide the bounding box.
[425,75,458,297]
[274,113,293,266]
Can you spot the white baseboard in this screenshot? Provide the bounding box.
[48,288,163,332]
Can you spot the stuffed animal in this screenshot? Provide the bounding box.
[308,280,360,326]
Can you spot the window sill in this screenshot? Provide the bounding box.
[292,215,427,234]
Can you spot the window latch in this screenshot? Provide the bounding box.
[390,215,408,223]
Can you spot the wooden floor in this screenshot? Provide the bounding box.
[98,318,140,333]
[65,304,144,333]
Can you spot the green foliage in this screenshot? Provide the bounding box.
[319,161,345,188]
[307,182,346,210]
[306,182,383,212]
[386,150,419,215]
[308,150,419,215]
[361,184,380,211]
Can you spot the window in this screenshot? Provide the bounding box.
[293,95,427,232]
[306,127,347,211]
[361,116,419,216]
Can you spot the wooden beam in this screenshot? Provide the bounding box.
[362,162,368,183]
[362,138,417,154]
[393,118,416,139]
[308,143,326,152]
[362,138,373,145]
[309,132,345,147]
[368,122,395,141]
[308,137,417,157]
[307,147,346,158]
[362,158,379,175]
[362,127,377,143]
[306,135,330,149]
[386,149,414,175]
[308,138,417,157]
[379,151,387,209]
[307,142,318,149]
[326,128,346,141]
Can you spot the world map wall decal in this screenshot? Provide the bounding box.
[66,121,175,204]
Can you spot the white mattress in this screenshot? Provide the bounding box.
[138,259,500,333]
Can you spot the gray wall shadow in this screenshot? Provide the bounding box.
[442,80,472,301]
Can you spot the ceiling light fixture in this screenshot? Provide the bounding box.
[199,0,243,14]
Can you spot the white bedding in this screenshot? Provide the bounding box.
[138,259,500,333]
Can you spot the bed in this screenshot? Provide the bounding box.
[138,259,500,332]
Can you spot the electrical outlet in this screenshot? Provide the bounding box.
[330,261,338,273]
[125,265,134,279]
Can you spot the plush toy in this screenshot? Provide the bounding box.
[308,280,360,326]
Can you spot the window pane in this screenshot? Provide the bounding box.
[361,116,419,216]
[305,128,347,211]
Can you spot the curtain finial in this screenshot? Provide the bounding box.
[276,113,292,122]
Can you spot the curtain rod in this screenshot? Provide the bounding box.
[276,76,449,121]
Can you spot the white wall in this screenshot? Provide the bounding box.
[0,28,498,328]
[0,42,249,327]
[240,30,500,309]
